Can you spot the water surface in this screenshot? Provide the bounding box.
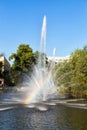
[0,103,87,130]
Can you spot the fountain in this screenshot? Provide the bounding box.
[0,16,58,111]
[21,16,58,105]
[0,16,86,113]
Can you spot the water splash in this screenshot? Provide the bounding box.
[22,16,58,104]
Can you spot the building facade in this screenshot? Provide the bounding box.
[0,56,10,87]
[48,55,70,64]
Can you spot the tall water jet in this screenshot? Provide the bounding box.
[39,16,46,70]
[21,15,58,105]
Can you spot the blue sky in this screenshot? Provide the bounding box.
[0,0,87,61]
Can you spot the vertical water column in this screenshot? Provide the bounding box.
[39,16,47,71]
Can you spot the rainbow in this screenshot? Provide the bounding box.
[23,70,52,105]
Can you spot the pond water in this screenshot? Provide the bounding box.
[0,101,87,130]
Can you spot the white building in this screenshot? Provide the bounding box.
[48,55,70,64]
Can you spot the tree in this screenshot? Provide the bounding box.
[33,51,39,64]
[9,44,44,84]
[54,46,87,98]
[9,44,35,84]
[69,48,87,97]
[53,60,72,97]
[9,44,35,73]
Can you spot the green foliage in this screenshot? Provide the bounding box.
[9,44,35,73]
[33,51,39,64]
[54,46,87,98]
[9,44,36,84]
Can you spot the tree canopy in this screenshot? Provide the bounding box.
[9,44,40,84]
[9,44,36,73]
[54,46,87,98]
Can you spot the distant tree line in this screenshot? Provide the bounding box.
[54,46,87,98]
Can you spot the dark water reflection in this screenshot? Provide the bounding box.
[0,104,87,130]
